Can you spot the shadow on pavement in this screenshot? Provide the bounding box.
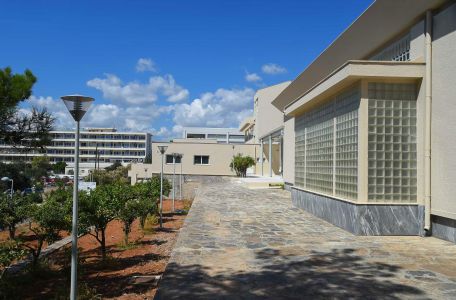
[155,248,424,299]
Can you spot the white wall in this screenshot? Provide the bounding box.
[431,3,456,220]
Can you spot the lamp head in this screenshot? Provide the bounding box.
[1,177,11,182]
[61,95,94,122]
[158,145,168,154]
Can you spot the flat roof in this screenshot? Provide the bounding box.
[272,0,447,111]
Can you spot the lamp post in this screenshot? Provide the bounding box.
[158,145,168,228]
[171,153,179,213]
[61,95,94,300]
[1,177,13,198]
[179,154,183,200]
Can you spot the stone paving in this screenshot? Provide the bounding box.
[156,178,456,299]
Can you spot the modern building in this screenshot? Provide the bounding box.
[128,139,258,184]
[182,127,245,144]
[267,0,456,242]
[239,82,291,178]
[0,128,152,176]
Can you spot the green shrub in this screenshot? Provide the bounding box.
[230,154,256,177]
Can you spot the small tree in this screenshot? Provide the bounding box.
[25,197,70,266]
[52,161,67,174]
[0,193,31,239]
[133,177,165,229]
[230,154,256,177]
[79,185,118,260]
[117,197,143,245]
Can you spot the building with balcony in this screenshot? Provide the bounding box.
[0,128,151,176]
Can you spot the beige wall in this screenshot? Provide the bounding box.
[129,141,259,184]
[283,116,295,184]
[255,82,290,140]
[430,3,456,220]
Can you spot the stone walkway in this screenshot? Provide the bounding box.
[156,178,456,299]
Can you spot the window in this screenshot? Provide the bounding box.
[187,133,205,139]
[295,86,360,200]
[166,155,181,164]
[194,155,209,165]
[367,83,417,202]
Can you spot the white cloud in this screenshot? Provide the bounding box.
[136,58,157,72]
[87,73,189,105]
[173,87,254,129]
[261,63,287,75]
[245,72,262,82]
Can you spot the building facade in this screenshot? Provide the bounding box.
[182,127,245,144]
[0,128,152,176]
[269,0,456,242]
[240,82,291,178]
[129,139,259,184]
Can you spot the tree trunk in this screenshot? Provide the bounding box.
[8,225,15,240]
[101,228,106,260]
[32,239,44,267]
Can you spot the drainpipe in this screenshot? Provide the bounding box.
[424,10,433,232]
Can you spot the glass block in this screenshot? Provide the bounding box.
[367,82,417,203]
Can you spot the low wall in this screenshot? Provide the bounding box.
[291,188,424,236]
[432,215,456,243]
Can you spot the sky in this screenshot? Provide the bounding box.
[1,0,372,140]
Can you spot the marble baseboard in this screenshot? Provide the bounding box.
[291,188,424,236]
[284,182,293,192]
[432,215,456,243]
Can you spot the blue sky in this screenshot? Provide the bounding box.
[1,0,372,140]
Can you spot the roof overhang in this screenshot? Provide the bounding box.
[273,0,446,111]
[285,61,425,116]
[239,116,255,132]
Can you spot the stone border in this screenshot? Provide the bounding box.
[291,188,424,236]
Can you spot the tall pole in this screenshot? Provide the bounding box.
[10,179,13,199]
[70,121,80,300]
[172,155,176,213]
[159,152,164,228]
[180,160,183,200]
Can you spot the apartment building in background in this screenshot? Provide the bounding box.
[0,128,152,176]
[263,0,456,242]
[182,127,245,144]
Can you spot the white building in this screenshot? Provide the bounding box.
[182,127,245,144]
[0,128,151,176]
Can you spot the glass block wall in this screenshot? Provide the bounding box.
[370,33,411,62]
[367,83,417,202]
[295,86,360,200]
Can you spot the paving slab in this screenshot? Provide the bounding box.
[156,178,456,299]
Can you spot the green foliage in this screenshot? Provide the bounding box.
[87,166,129,186]
[0,67,36,123]
[24,197,71,266]
[52,161,67,174]
[230,154,256,177]
[29,156,52,180]
[104,161,122,171]
[0,193,31,239]
[79,185,119,259]
[0,162,31,192]
[0,240,27,270]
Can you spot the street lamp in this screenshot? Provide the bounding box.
[1,177,13,198]
[179,154,183,200]
[158,145,168,228]
[61,94,94,300]
[171,153,180,213]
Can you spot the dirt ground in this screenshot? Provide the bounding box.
[2,199,190,299]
